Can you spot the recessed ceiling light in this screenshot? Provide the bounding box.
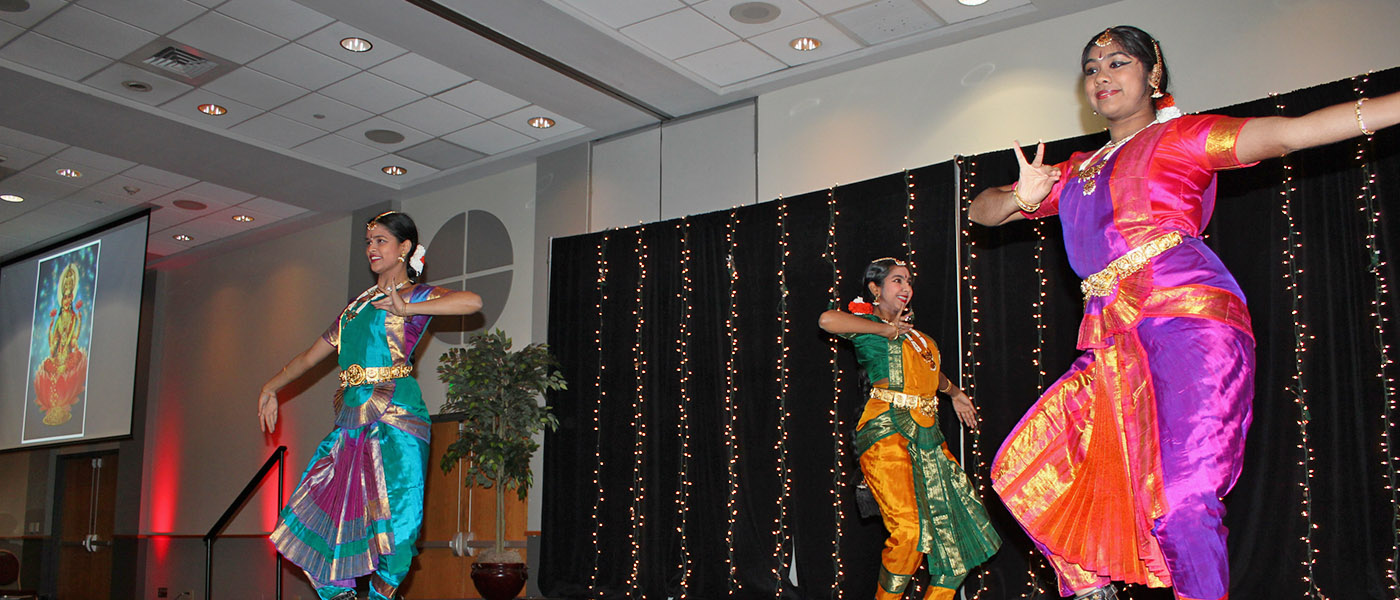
[232,214,254,223]
[198,103,227,116]
[958,0,989,4]
[528,116,555,129]
[340,37,372,52]
[172,199,208,210]
[790,37,821,51]
[56,168,82,178]
[173,234,192,241]
[0,0,31,13]
[381,165,406,176]
[1,194,23,203]
[122,80,153,92]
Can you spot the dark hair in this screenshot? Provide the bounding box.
[366,211,421,279]
[862,257,912,297]
[1081,25,1169,100]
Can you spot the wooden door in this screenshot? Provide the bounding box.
[57,452,117,600]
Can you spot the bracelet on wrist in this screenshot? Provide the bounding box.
[1012,183,1040,213]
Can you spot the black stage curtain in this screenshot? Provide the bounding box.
[542,68,1400,600]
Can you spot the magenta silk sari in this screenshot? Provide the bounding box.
[991,115,1256,600]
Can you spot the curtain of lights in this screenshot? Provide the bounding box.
[542,68,1399,600]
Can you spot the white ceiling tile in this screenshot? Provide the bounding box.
[692,0,818,38]
[921,0,1030,24]
[78,0,207,35]
[62,189,138,217]
[298,21,407,70]
[35,5,159,59]
[442,121,533,155]
[272,92,372,132]
[212,203,282,229]
[337,116,432,153]
[148,202,201,230]
[0,126,67,155]
[144,235,185,256]
[368,52,471,96]
[557,0,685,29]
[676,41,785,85]
[0,173,83,204]
[320,71,422,114]
[621,8,738,60]
[293,134,385,167]
[230,112,325,148]
[0,0,66,28]
[87,174,175,202]
[160,89,259,128]
[178,207,261,238]
[395,139,484,171]
[122,164,199,189]
[0,17,23,46]
[180,181,257,204]
[829,0,943,45]
[249,43,357,90]
[351,155,437,185]
[54,147,138,173]
[169,11,287,65]
[202,66,307,109]
[239,196,305,218]
[495,106,586,140]
[160,220,229,245]
[216,0,335,40]
[83,62,194,105]
[29,156,117,186]
[0,200,45,226]
[0,32,110,81]
[750,18,861,66]
[434,81,528,119]
[798,0,871,14]
[383,97,483,137]
[8,201,113,233]
[0,143,48,171]
[0,235,30,257]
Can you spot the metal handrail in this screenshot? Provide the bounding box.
[203,446,286,600]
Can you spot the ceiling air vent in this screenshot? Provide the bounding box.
[121,39,239,86]
[144,46,219,79]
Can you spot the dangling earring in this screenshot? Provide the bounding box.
[873,291,881,306]
[1149,40,1165,99]
[396,254,406,263]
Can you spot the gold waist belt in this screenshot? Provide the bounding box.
[871,387,937,416]
[339,364,413,387]
[1080,231,1183,299]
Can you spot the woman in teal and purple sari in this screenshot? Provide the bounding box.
[257,211,482,600]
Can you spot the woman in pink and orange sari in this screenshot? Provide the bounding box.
[970,25,1399,600]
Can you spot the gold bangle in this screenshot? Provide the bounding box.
[1013,187,1040,213]
[1356,98,1376,136]
[938,380,953,393]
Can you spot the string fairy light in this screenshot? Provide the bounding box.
[723,209,743,592]
[1024,169,1056,598]
[626,228,650,594]
[955,159,992,600]
[1273,92,1330,600]
[771,198,794,596]
[1351,74,1399,598]
[824,185,849,598]
[590,233,610,591]
[674,219,697,598]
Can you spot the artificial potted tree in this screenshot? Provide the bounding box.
[438,329,564,600]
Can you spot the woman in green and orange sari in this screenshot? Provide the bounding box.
[820,257,1001,600]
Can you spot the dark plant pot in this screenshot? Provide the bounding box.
[471,561,527,600]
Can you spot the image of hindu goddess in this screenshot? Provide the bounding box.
[34,263,89,426]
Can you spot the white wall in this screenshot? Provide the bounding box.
[758,0,1400,201]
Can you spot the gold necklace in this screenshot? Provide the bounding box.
[877,314,936,366]
[1077,122,1154,195]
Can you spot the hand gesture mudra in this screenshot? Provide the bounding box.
[371,285,412,317]
[1011,140,1061,209]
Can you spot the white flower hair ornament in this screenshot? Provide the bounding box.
[409,244,427,274]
